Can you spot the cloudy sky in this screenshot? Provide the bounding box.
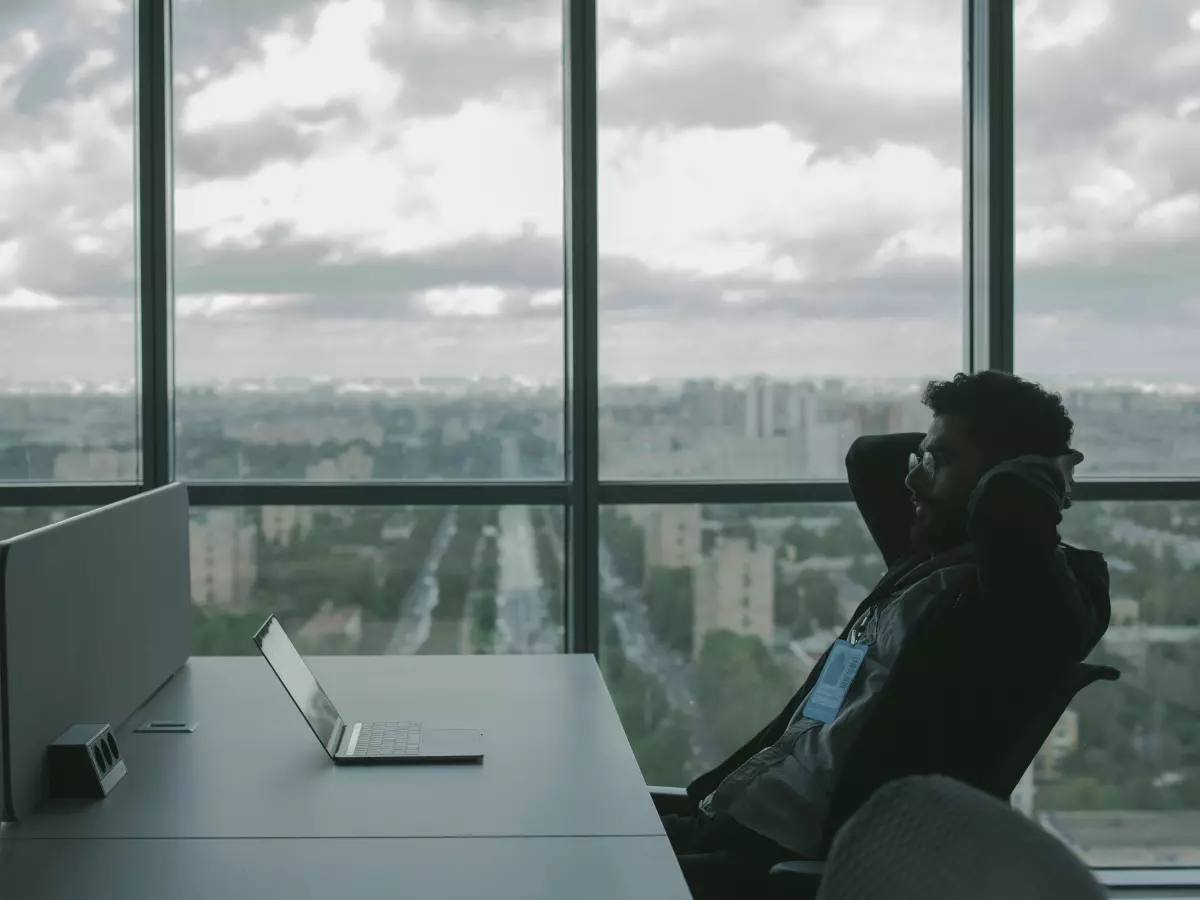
[0,0,1197,386]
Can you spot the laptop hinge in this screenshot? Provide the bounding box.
[344,723,362,756]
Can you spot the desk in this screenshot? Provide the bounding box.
[0,836,686,900]
[0,655,690,898]
[2,655,664,840]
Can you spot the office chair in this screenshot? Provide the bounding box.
[649,662,1119,893]
[766,661,1120,896]
[786,774,1106,899]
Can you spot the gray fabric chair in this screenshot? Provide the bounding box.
[767,661,1119,896]
[651,662,1119,893]
[800,774,1106,899]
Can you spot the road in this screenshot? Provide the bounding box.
[599,540,722,769]
[495,505,559,654]
[385,508,458,655]
[494,436,558,653]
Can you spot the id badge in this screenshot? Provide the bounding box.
[802,639,868,724]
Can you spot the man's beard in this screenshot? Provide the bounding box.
[909,500,968,555]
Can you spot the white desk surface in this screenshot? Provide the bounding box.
[0,835,691,900]
[2,655,666,840]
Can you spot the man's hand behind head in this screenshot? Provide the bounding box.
[1054,450,1084,509]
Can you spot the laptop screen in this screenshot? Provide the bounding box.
[254,616,345,758]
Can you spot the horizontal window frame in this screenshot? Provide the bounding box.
[0,484,140,508]
[1097,868,1200,893]
[4,479,1200,508]
[185,481,570,507]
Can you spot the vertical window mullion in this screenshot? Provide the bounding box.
[964,0,1015,374]
[564,0,600,654]
[136,0,175,490]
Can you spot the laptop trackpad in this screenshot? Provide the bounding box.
[423,728,483,760]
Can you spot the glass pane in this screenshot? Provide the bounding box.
[596,1,963,479]
[172,0,564,481]
[190,505,563,656]
[0,507,91,542]
[604,499,1200,865]
[600,502,883,786]
[1033,501,1200,866]
[1014,4,1200,475]
[0,2,138,481]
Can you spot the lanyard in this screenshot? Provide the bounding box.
[849,603,881,647]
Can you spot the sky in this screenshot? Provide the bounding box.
[0,0,1197,386]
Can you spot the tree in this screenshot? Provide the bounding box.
[192,608,269,656]
[604,510,646,586]
[696,630,796,758]
[774,575,802,632]
[846,554,884,592]
[777,569,842,636]
[796,570,842,631]
[779,522,819,561]
[818,513,867,559]
[534,516,564,626]
[629,711,694,786]
[601,627,694,785]
[645,566,694,655]
[474,590,497,636]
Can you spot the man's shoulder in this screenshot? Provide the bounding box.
[1060,540,1106,559]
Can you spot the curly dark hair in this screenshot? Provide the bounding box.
[921,370,1074,462]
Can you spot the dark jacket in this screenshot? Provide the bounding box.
[685,432,1112,855]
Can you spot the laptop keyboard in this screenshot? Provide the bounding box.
[351,721,422,757]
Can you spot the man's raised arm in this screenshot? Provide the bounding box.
[844,432,924,570]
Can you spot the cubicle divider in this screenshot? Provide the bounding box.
[0,484,193,821]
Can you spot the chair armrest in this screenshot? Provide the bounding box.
[768,860,826,899]
[648,785,693,817]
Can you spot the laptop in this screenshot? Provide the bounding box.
[252,615,483,765]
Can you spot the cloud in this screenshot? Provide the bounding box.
[174,112,329,180]
[169,221,961,331]
[172,0,330,75]
[597,0,962,164]
[370,0,560,118]
[1014,1,1200,240]
[1,0,1199,386]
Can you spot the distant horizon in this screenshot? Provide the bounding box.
[4,372,1200,395]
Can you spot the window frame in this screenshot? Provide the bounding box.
[1,0,1198,885]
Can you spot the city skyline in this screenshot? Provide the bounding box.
[0,0,1198,384]
[9,370,1200,393]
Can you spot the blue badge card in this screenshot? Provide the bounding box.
[802,640,868,724]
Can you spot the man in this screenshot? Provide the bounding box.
[657,370,1111,899]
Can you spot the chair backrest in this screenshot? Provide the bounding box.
[981,662,1120,802]
[817,662,1121,855]
[815,775,1106,900]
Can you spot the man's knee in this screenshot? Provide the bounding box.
[652,789,697,817]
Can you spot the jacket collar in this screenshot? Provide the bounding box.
[840,544,977,640]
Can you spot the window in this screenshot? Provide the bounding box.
[5,1,1198,887]
[171,0,564,481]
[0,1,139,481]
[1013,3,1200,476]
[1030,501,1200,866]
[605,499,1200,865]
[596,0,963,479]
[0,507,91,542]
[190,505,564,656]
[600,503,874,785]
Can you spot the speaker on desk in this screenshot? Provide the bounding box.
[47,723,127,798]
